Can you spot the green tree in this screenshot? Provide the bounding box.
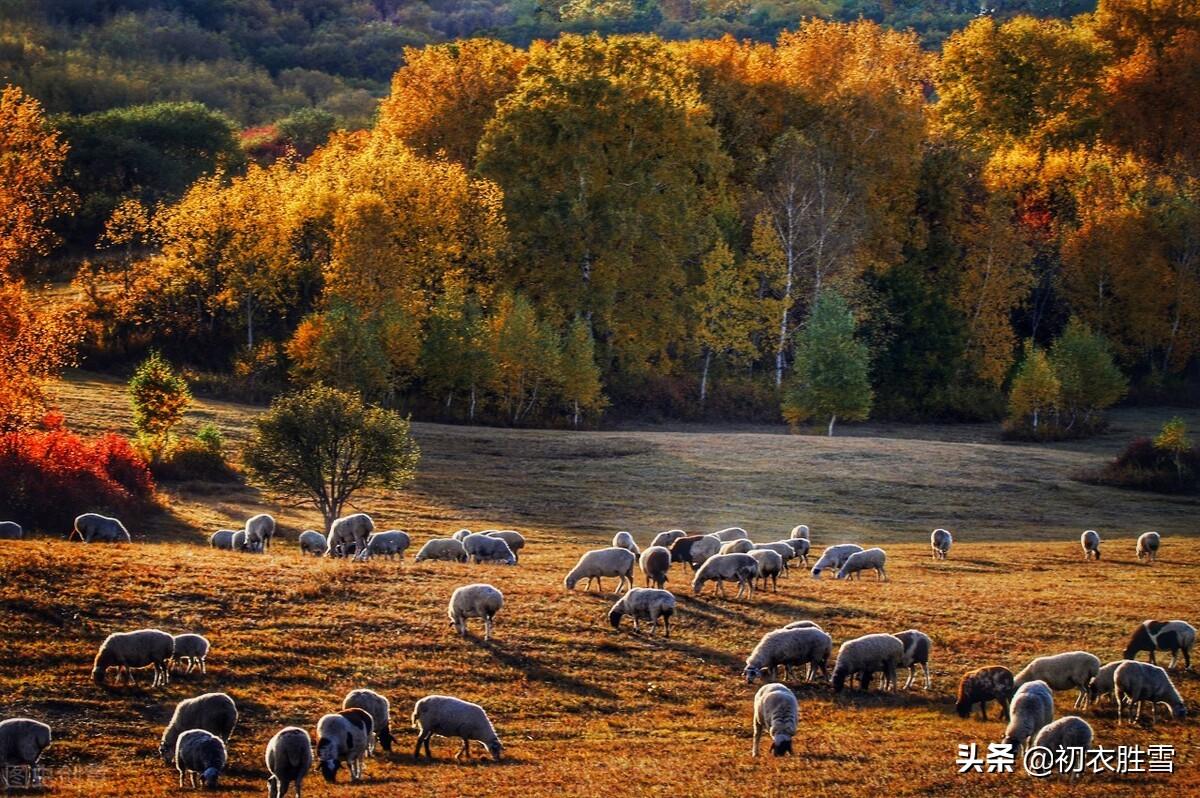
[1049,318,1127,431]
[781,291,873,436]
[559,317,606,427]
[420,285,493,420]
[244,384,420,532]
[287,298,392,403]
[1008,340,1061,432]
[486,291,563,424]
[278,107,337,155]
[128,350,191,459]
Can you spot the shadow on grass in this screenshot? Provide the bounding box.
[474,638,617,700]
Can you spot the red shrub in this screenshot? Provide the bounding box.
[0,415,155,534]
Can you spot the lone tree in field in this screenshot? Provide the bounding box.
[781,291,872,436]
[1007,340,1060,433]
[244,384,420,531]
[129,351,191,460]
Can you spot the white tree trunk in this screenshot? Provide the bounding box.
[827,415,837,437]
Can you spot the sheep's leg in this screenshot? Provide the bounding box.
[903,667,914,691]
[978,702,987,722]
[663,615,670,639]
[922,663,931,690]
[752,720,761,757]
[455,739,469,761]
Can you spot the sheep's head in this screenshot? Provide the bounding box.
[563,574,578,591]
[488,739,504,761]
[158,740,173,765]
[379,729,395,752]
[742,666,763,684]
[1171,702,1188,720]
[770,735,793,756]
[608,607,624,630]
[319,757,340,783]
[810,567,823,580]
[201,767,221,789]
[831,664,849,692]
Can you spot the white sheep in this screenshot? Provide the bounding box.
[743,627,833,683]
[608,587,676,637]
[611,530,640,556]
[316,712,369,782]
[639,546,672,589]
[650,529,687,549]
[1114,660,1187,724]
[0,521,23,540]
[713,526,749,542]
[0,718,51,789]
[895,629,932,690]
[414,537,468,563]
[462,533,516,565]
[1014,651,1101,710]
[719,538,754,555]
[930,528,952,559]
[92,628,174,687]
[835,547,887,581]
[751,683,798,757]
[452,528,473,542]
[1032,716,1094,772]
[175,729,226,789]
[483,530,526,562]
[1002,680,1055,754]
[265,726,312,798]
[564,547,636,593]
[1136,531,1160,562]
[691,552,759,599]
[831,633,904,692]
[298,530,329,557]
[748,548,784,592]
[784,537,811,566]
[159,692,238,764]
[411,695,502,761]
[171,633,210,675]
[1080,529,1101,560]
[327,512,374,558]
[245,513,276,550]
[669,534,723,571]
[810,543,863,579]
[448,583,504,641]
[355,530,410,561]
[752,542,797,574]
[209,530,236,550]
[343,689,395,753]
[231,529,261,553]
[70,512,131,543]
[789,524,810,540]
[1087,659,1130,708]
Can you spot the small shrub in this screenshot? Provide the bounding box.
[151,436,240,483]
[1086,426,1199,494]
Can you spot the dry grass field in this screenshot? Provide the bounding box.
[0,370,1197,796]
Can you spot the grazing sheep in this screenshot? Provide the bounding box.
[789,525,810,540]
[298,530,329,557]
[752,542,797,573]
[92,628,174,687]
[411,695,502,762]
[719,539,755,556]
[159,692,238,764]
[713,527,749,542]
[831,633,904,692]
[1123,620,1195,669]
[639,545,671,589]
[175,729,226,789]
[1014,651,1101,710]
[452,528,473,542]
[784,537,811,566]
[748,549,784,592]
[338,708,374,756]
[70,513,131,543]
[835,547,887,581]
[1114,661,1187,724]
[955,666,1015,721]
[0,718,51,789]
[782,620,823,632]
[608,588,676,637]
[0,521,23,540]
[564,547,636,593]
[931,528,952,559]
[810,543,864,579]
[1136,531,1160,562]
[171,633,210,675]
[1002,680,1054,754]
[669,534,722,571]
[343,689,394,753]
[265,726,312,798]
[414,537,468,563]
[692,552,759,599]
[1087,660,1132,708]
[483,530,526,562]
[895,629,932,690]
[245,513,276,550]
[751,683,798,757]
[327,513,374,558]
[1080,529,1101,560]
[612,531,640,556]
[448,583,504,641]
[315,712,369,782]
[231,529,261,553]
[650,529,687,549]
[355,530,411,561]
[209,530,236,550]
[744,627,833,684]
[462,533,517,566]
[1032,716,1094,774]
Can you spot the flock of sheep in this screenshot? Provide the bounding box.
[0,510,1192,791]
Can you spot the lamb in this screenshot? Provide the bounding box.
[608,587,676,637]
[1001,680,1055,754]
[0,718,51,789]
[743,627,833,684]
[355,530,410,561]
[650,529,687,549]
[784,537,810,566]
[751,683,798,757]
[895,629,932,690]
[70,512,131,543]
[669,534,722,571]
[483,530,526,562]
[713,526,749,542]
[810,543,863,579]
[955,665,1015,720]
[175,729,226,789]
[931,528,952,559]
[691,552,759,599]
[719,538,754,555]
[790,524,810,540]
[835,547,887,581]
[245,513,276,550]
[343,689,395,753]
[448,583,504,641]
[452,528,473,542]
[209,530,236,550]
[414,537,468,563]
[752,541,797,573]
[564,547,636,593]
[1080,529,1101,560]
[265,726,312,798]
[462,533,517,566]
[639,545,672,589]
[1123,620,1195,669]
[831,633,905,692]
[171,633,210,675]
[92,628,174,687]
[412,695,503,762]
[0,521,23,540]
[1136,531,1160,562]
[327,512,374,558]
[1014,651,1101,710]
[1114,660,1187,724]
[159,692,238,764]
[611,530,640,556]
[748,548,784,592]
[298,530,329,557]
[315,712,369,782]
[1087,660,1130,707]
[1032,716,1093,766]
